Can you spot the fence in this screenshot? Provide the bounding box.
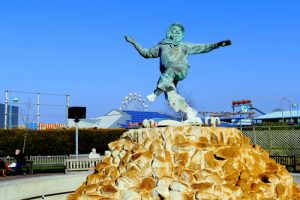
[38,123,65,130]
[241,126,300,165]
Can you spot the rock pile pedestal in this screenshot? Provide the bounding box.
[68,126,300,200]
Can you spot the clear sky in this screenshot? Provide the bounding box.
[1,0,299,122]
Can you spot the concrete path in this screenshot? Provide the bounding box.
[0,173,64,182]
[0,172,90,200]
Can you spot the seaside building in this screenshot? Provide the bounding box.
[0,103,19,129]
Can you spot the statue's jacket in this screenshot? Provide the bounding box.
[134,39,218,92]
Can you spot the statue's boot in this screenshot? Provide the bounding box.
[181,104,202,124]
[146,89,163,103]
[146,93,156,103]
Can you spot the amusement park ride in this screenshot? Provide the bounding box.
[231,99,265,118]
[120,93,148,111]
[120,93,265,120]
[120,94,266,128]
[199,99,265,119]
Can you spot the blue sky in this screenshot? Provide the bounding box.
[1,1,300,122]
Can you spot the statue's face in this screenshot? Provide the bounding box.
[169,26,183,41]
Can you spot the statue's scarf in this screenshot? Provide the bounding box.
[159,38,183,47]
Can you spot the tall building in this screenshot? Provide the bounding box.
[0,103,19,128]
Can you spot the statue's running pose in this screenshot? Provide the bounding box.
[125,23,231,123]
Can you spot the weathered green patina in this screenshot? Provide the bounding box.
[125,23,231,123]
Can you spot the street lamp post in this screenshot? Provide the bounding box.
[297,104,300,125]
[292,103,299,125]
[287,98,293,124]
[281,97,293,124]
[281,98,284,124]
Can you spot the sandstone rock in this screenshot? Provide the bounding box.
[68,126,300,200]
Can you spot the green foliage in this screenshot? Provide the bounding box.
[0,128,126,156]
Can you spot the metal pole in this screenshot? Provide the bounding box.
[297,104,299,125]
[240,112,242,130]
[75,120,79,158]
[288,99,292,123]
[293,103,299,125]
[253,126,256,144]
[268,126,272,154]
[9,92,12,129]
[281,98,284,124]
[37,93,40,129]
[23,131,27,153]
[66,95,70,128]
[25,99,30,128]
[4,91,9,130]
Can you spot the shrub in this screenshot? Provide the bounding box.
[0,128,126,156]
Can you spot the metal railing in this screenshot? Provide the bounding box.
[0,154,93,165]
[270,155,296,172]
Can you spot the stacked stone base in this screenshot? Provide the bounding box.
[69,126,300,199]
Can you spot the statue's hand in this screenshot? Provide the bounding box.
[217,40,231,47]
[125,35,135,44]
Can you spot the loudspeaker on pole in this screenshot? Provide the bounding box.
[68,107,86,120]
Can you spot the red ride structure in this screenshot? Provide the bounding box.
[232,99,255,118]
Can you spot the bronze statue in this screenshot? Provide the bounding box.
[125,23,231,123]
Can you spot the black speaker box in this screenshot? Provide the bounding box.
[68,107,86,119]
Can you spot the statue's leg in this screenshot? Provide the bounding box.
[166,90,201,123]
[147,71,175,103]
[166,90,184,112]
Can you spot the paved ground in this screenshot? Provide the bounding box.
[0,172,88,200]
[1,172,299,200]
[0,173,64,182]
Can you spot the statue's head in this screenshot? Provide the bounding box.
[166,23,185,42]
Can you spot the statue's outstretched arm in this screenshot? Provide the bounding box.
[188,40,231,55]
[124,35,159,58]
[125,35,136,44]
